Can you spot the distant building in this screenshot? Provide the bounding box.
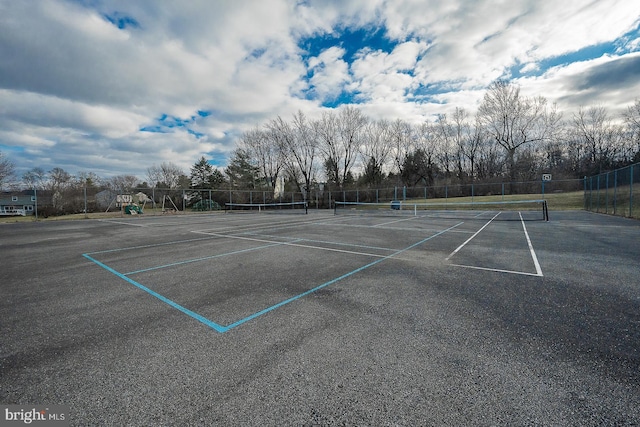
[0,191,37,216]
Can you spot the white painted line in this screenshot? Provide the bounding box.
[312,221,474,234]
[98,219,148,227]
[191,216,333,235]
[445,212,500,260]
[449,263,543,277]
[202,232,389,259]
[373,216,418,227]
[519,212,543,276]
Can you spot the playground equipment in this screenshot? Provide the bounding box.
[106,194,145,215]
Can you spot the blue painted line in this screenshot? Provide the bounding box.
[82,224,461,333]
[123,241,290,275]
[82,253,229,333]
[222,222,463,331]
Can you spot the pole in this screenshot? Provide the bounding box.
[630,164,634,218]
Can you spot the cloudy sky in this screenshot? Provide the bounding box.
[1,0,639,180]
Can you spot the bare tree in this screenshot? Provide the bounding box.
[359,119,393,186]
[147,162,184,188]
[22,167,47,190]
[478,80,558,185]
[623,99,640,162]
[48,167,72,192]
[573,105,624,174]
[461,114,486,181]
[390,118,415,179]
[315,106,366,190]
[108,175,140,193]
[337,106,367,188]
[412,122,439,186]
[314,111,340,187]
[267,111,318,200]
[0,151,16,190]
[241,127,284,190]
[433,113,457,179]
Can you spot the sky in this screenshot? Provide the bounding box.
[1,0,639,181]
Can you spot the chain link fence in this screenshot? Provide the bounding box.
[7,172,638,219]
[583,162,639,219]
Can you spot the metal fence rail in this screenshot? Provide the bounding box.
[584,163,639,219]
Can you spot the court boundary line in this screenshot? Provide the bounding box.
[222,222,464,330]
[122,240,298,275]
[448,264,542,277]
[241,232,399,253]
[445,213,500,260]
[520,212,543,276]
[446,211,544,277]
[192,231,391,259]
[82,253,228,333]
[82,222,463,333]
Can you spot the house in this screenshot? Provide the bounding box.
[0,191,38,216]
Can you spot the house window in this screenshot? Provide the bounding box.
[31,196,36,202]
[12,196,18,202]
[26,205,33,211]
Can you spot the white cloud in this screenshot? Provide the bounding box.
[308,47,350,100]
[1,0,639,179]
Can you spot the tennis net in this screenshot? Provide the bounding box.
[334,199,549,221]
[225,201,308,214]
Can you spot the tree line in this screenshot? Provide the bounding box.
[2,81,640,204]
[237,81,640,198]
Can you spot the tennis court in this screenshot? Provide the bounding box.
[2,205,640,425]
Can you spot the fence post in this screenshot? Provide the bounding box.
[605,172,609,214]
[630,164,634,218]
[596,175,600,213]
[589,177,593,212]
[583,176,587,210]
[613,170,617,215]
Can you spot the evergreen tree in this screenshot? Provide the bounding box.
[225,149,259,189]
[190,156,217,189]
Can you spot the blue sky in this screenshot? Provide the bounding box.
[1,0,639,180]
